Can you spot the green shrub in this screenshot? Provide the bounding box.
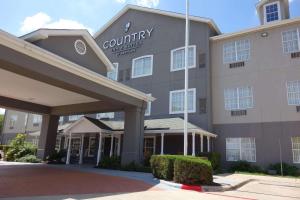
[230,161,263,173]
[269,163,299,176]
[15,155,41,163]
[150,155,207,181]
[174,156,213,185]
[121,161,151,173]
[198,152,221,171]
[46,150,66,164]
[0,145,11,158]
[5,134,37,161]
[99,156,121,169]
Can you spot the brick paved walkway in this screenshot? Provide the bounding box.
[0,164,160,198]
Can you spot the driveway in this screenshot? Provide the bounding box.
[0,162,160,198]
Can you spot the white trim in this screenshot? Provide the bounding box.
[21,29,114,71]
[131,55,153,78]
[210,17,300,41]
[74,39,87,55]
[169,88,196,114]
[286,80,300,106]
[170,45,196,72]
[291,137,300,164]
[0,30,155,103]
[224,86,254,111]
[93,4,221,38]
[263,1,281,24]
[107,63,119,81]
[88,137,96,157]
[145,93,152,116]
[281,28,300,54]
[223,39,250,64]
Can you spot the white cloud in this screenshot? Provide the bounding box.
[20,12,93,34]
[114,0,160,8]
[289,0,294,3]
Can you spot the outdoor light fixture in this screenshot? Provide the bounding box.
[261,32,269,37]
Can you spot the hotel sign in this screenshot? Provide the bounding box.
[102,22,154,56]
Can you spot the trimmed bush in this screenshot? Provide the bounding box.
[198,152,221,171]
[174,156,213,185]
[121,161,152,173]
[98,156,121,169]
[46,150,66,164]
[150,155,212,183]
[5,134,37,161]
[15,155,41,163]
[230,161,263,173]
[269,163,299,176]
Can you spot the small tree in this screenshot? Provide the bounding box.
[6,134,37,161]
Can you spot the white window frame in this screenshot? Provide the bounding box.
[96,113,115,119]
[291,137,300,164]
[88,137,96,157]
[107,63,119,81]
[144,136,156,155]
[223,39,251,64]
[224,86,254,111]
[68,115,83,121]
[263,1,281,24]
[226,137,256,162]
[170,45,196,72]
[281,28,300,54]
[169,88,196,114]
[145,94,152,116]
[131,55,153,78]
[33,114,42,125]
[286,80,300,106]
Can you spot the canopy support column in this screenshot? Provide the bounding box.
[192,132,195,156]
[160,133,165,155]
[110,134,114,157]
[79,134,84,165]
[200,134,203,153]
[207,136,210,152]
[66,132,72,165]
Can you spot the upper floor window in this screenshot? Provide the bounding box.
[264,1,281,23]
[292,137,300,163]
[282,29,300,54]
[68,115,83,121]
[107,63,118,81]
[169,88,196,114]
[224,86,253,111]
[171,45,196,71]
[226,137,256,162]
[33,114,42,126]
[132,55,153,78]
[287,80,300,105]
[96,113,114,119]
[9,115,18,129]
[145,94,152,116]
[223,39,250,64]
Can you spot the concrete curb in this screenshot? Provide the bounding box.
[159,179,256,192]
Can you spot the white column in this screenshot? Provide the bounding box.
[207,136,210,152]
[79,134,84,165]
[66,132,72,165]
[117,135,121,156]
[110,134,114,157]
[192,132,195,156]
[160,133,165,155]
[96,131,102,166]
[200,134,203,153]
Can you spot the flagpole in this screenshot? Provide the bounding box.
[184,0,189,156]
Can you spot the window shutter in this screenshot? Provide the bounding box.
[199,53,206,68]
[199,98,207,114]
[118,70,124,82]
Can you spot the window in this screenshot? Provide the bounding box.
[223,39,250,64]
[107,63,118,81]
[132,55,153,78]
[287,80,300,105]
[264,1,281,23]
[282,29,300,54]
[145,94,152,116]
[292,137,300,163]
[224,86,253,111]
[68,115,83,121]
[33,114,42,126]
[59,117,64,124]
[88,137,97,157]
[144,136,156,155]
[169,88,196,114]
[226,138,256,162]
[171,45,196,71]
[96,113,114,119]
[9,115,18,129]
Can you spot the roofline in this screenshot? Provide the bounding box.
[0,29,155,103]
[20,29,114,71]
[210,17,300,41]
[256,0,289,9]
[93,4,221,38]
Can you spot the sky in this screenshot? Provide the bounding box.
[0,0,299,114]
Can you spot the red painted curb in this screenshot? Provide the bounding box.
[181,184,203,192]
